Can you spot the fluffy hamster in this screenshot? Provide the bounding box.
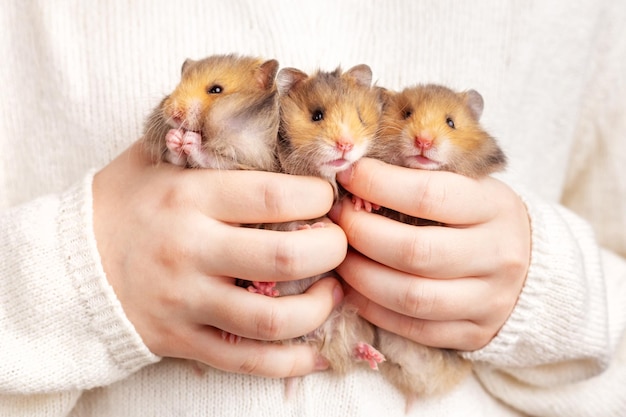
[367,84,505,407]
[367,83,506,226]
[372,83,506,177]
[249,65,386,377]
[276,64,383,197]
[141,54,281,377]
[143,53,280,172]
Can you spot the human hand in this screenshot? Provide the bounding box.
[329,158,530,351]
[92,140,347,377]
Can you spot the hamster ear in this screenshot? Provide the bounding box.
[344,64,373,87]
[375,86,394,107]
[256,59,280,90]
[276,68,308,95]
[463,90,484,120]
[181,59,195,75]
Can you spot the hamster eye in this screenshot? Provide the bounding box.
[207,85,223,94]
[311,109,324,122]
[446,117,455,129]
[402,109,413,119]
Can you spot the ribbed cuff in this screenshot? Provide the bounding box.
[57,171,160,379]
[463,190,608,381]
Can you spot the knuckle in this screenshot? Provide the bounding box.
[262,182,288,219]
[155,239,194,275]
[272,238,300,279]
[402,279,434,319]
[158,182,190,210]
[504,249,529,281]
[402,231,433,270]
[238,352,266,375]
[404,317,428,342]
[255,305,285,341]
[157,181,205,218]
[156,285,187,312]
[494,243,529,295]
[413,173,446,218]
[464,325,494,350]
[160,239,191,262]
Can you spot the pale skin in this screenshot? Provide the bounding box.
[329,158,531,351]
[92,140,347,378]
[92,141,529,380]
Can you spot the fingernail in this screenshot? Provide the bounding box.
[315,355,330,371]
[336,165,353,184]
[333,284,344,306]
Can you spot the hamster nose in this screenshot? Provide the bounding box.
[336,140,354,152]
[415,136,433,150]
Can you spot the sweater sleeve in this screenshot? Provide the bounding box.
[462,192,626,416]
[0,171,159,394]
[462,2,626,414]
[463,193,609,374]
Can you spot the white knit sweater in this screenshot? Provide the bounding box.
[1,1,625,416]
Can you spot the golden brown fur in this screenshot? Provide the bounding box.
[367,84,506,407]
[143,54,280,171]
[371,84,506,178]
[277,64,383,196]
[370,84,506,226]
[270,65,386,377]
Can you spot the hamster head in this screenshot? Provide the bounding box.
[276,64,382,183]
[161,54,279,132]
[374,84,506,177]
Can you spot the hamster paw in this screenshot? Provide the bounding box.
[220,330,242,344]
[352,196,380,212]
[181,131,203,155]
[354,342,386,370]
[164,129,188,166]
[297,222,326,230]
[165,128,184,152]
[247,281,280,297]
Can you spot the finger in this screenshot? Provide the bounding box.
[132,139,335,224]
[203,221,348,281]
[185,326,331,377]
[337,250,489,321]
[336,157,497,225]
[346,289,490,350]
[181,169,335,223]
[333,198,501,278]
[195,276,344,341]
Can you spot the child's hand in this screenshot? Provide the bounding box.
[330,158,530,351]
[92,140,347,377]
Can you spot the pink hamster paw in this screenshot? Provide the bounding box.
[180,131,212,167]
[180,131,202,155]
[354,342,386,370]
[221,330,242,344]
[352,195,380,212]
[164,129,188,166]
[247,281,280,297]
[297,222,326,230]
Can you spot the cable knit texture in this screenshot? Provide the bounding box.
[1,0,625,416]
